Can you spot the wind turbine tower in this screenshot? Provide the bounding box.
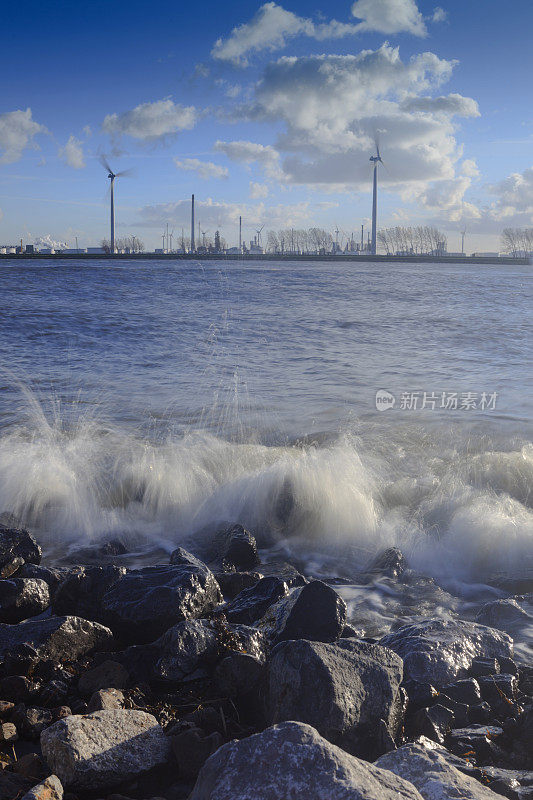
[100,156,129,254]
[369,136,383,256]
[191,194,195,253]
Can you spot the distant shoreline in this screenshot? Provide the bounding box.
[0,252,528,265]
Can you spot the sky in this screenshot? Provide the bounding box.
[1,0,532,252]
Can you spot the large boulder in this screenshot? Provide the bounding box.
[259,580,346,644]
[0,524,41,577]
[376,740,508,800]
[99,560,222,643]
[52,565,126,620]
[0,616,113,662]
[380,619,513,688]
[152,618,267,684]
[0,578,50,623]
[267,638,404,758]
[475,599,531,631]
[190,721,423,800]
[225,577,289,625]
[41,709,171,791]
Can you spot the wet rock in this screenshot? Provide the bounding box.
[52,565,127,620]
[214,524,260,571]
[152,618,266,684]
[476,600,531,631]
[214,652,265,698]
[403,680,439,711]
[0,616,113,662]
[225,576,289,625]
[0,578,50,623]
[468,702,492,724]
[0,524,41,576]
[17,565,67,597]
[446,725,505,764]
[478,674,518,703]
[20,775,63,800]
[0,675,33,702]
[214,571,262,599]
[190,721,424,800]
[87,688,124,712]
[380,619,513,688]
[376,740,507,800]
[41,709,171,791]
[256,559,307,587]
[438,698,469,728]
[498,658,518,677]
[171,726,223,779]
[442,679,482,706]
[78,660,129,695]
[470,658,501,678]
[361,547,408,583]
[341,624,361,638]
[411,704,455,744]
[267,638,404,758]
[259,580,346,644]
[99,562,222,643]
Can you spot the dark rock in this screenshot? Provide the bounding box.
[0,772,33,799]
[0,524,41,575]
[403,680,439,711]
[361,547,408,582]
[476,600,531,631]
[267,638,404,759]
[412,704,455,744]
[438,697,470,728]
[468,702,493,724]
[99,561,222,643]
[151,618,267,685]
[12,752,46,781]
[259,580,346,644]
[17,565,68,597]
[499,658,519,676]
[52,565,126,620]
[214,571,262,599]
[255,559,307,587]
[442,679,482,706]
[189,721,425,800]
[0,616,113,663]
[12,706,54,739]
[478,674,518,703]
[0,701,14,717]
[171,726,223,779]
[78,660,129,695]
[470,658,500,678]
[0,578,50,623]
[214,652,265,698]
[87,688,125,712]
[39,679,68,706]
[446,725,505,763]
[341,624,361,638]
[380,618,513,688]
[0,675,33,702]
[225,576,288,625]
[214,524,260,570]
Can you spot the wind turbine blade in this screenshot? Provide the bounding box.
[115,168,134,178]
[99,154,113,173]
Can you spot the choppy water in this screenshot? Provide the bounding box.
[0,258,531,652]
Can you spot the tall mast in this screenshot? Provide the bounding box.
[110,176,115,254]
[191,194,195,252]
[371,163,378,255]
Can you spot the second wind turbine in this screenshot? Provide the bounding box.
[369,135,383,256]
[100,156,131,254]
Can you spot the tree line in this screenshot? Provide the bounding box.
[377,226,448,256]
[101,237,145,253]
[501,228,533,256]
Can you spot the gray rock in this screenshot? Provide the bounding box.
[225,576,289,625]
[376,740,507,800]
[78,660,129,695]
[259,579,346,644]
[0,524,41,575]
[411,704,455,745]
[267,638,404,758]
[20,774,63,800]
[152,618,267,684]
[87,688,125,712]
[0,616,113,662]
[476,599,531,631]
[17,565,67,597]
[99,561,222,643]
[190,721,424,800]
[441,679,482,705]
[172,726,223,779]
[41,709,171,790]
[380,619,513,688]
[0,578,50,623]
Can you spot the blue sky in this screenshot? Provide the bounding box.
[1,0,532,251]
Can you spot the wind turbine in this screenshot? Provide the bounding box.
[369,134,384,256]
[256,225,265,249]
[99,155,130,254]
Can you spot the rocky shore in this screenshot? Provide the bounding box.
[0,521,530,800]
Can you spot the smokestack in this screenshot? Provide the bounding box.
[239,216,242,253]
[191,194,195,252]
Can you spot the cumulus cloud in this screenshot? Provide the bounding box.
[102,99,197,141]
[400,93,480,117]
[431,7,447,23]
[0,108,47,164]
[250,181,269,198]
[488,167,533,220]
[350,0,427,36]
[174,157,228,180]
[58,135,85,169]
[137,197,313,230]
[214,139,282,178]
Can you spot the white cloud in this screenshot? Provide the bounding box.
[214,139,282,178]
[488,167,533,220]
[250,181,269,199]
[102,99,197,141]
[58,135,85,169]
[0,108,47,164]
[400,93,480,118]
[431,7,447,23]
[351,0,427,36]
[137,197,313,230]
[174,157,228,180]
